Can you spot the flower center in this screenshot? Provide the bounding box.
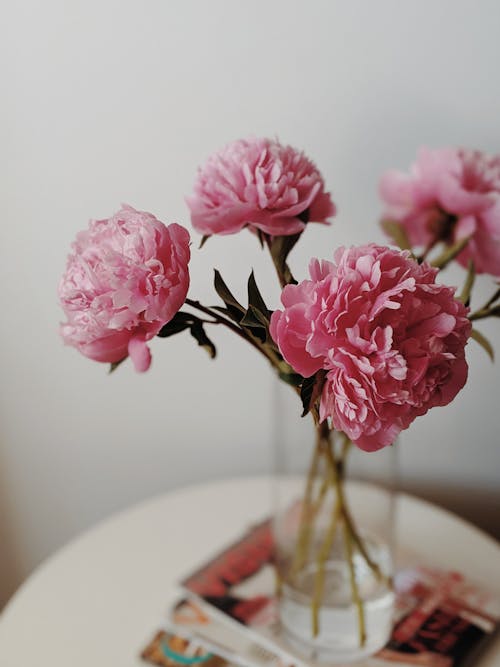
[427,208,458,243]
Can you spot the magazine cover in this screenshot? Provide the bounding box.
[179,520,500,667]
[171,598,290,667]
[142,628,231,667]
[142,625,293,667]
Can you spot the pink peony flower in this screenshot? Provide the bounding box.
[270,244,471,451]
[59,205,190,372]
[186,137,335,237]
[380,147,500,276]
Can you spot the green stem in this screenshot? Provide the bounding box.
[290,439,322,578]
[263,234,297,288]
[469,287,500,321]
[320,439,366,646]
[185,298,255,345]
[311,500,340,637]
[185,298,289,372]
[484,287,500,309]
[343,507,386,584]
[311,466,331,518]
[343,516,367,647]
[469,307,500,322]
[324,433,386,585]
[416,238,439,264]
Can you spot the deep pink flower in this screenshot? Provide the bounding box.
[380,147,500,276]
[270,244,471,451]
[186,137,335,237]
[59,205,190,372]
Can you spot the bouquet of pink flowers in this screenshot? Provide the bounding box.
[58,137,500,656]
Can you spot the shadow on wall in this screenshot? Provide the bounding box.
[0,460,23,609]
[400,479,500,542]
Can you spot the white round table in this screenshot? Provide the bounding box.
[1,476,499,666]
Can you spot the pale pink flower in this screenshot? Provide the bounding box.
[270,244,471,451]
[59,205,190,372]
[380,147,500,276]
[186,137,335,237]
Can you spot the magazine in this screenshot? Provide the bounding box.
[142,625,292,667]
[171,598,289,667]
[142,627,234,667]
[177,519,500,667]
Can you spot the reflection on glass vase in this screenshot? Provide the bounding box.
[273,388,397,664]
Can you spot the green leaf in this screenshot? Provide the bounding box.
[211,305,243,325]
[431,236,470,270]
[198,235,210,249]
[189,321,217,359]
[300,370,327,417]
[157,311,196,338]
[269,234,301,286]
[109,358,126,373]
[233,272,273,343]
[247,271,271,320]
[470,328,494,362]
[381,220,412,251]
[278,370,303,387]
[240,304,269,329]
[459,260,475,306]
[213,270,246,314]
[157,311,217,359]
[239,305,269,342]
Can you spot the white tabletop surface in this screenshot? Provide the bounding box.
[0,475,499,666]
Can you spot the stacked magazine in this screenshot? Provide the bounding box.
[141,519,499,667]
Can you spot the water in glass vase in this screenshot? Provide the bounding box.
[279,534,394,664]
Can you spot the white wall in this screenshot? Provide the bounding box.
[2,0,500,607]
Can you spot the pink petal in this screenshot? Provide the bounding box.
[128,335,152,372]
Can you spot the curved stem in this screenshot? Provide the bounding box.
[185,298,251,342]
[416,239,439,264]
[290,436,322,578]
[469,287,500,322]
[185,298,296,377]
[323,438,386,584]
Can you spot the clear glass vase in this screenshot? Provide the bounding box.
[273,383,397,664]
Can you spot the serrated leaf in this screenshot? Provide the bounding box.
[214,270,246,314]
[431,236,470,270]
[459,260,475,306]
[199,235,210,249]
[470,328,494,362]
[189,321,217,359]
[381,220,412,251]
[300,370,327,417]
[109,358,126,373]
